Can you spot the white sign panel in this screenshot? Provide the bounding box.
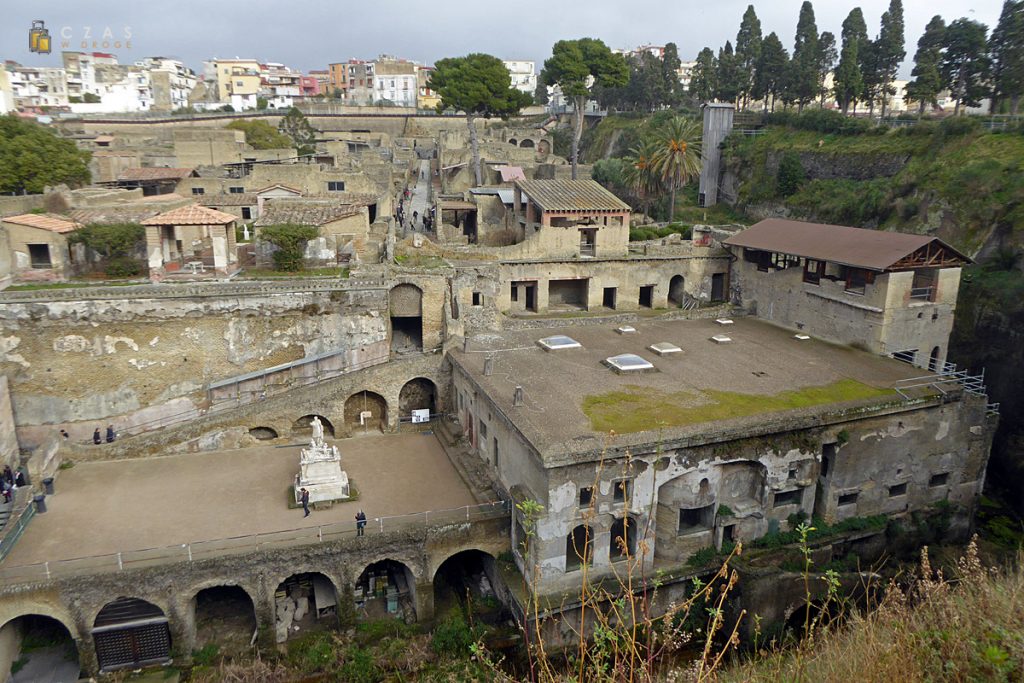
[411,409,430,424]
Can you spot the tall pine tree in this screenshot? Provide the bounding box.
[662,42,685,108]
[735,5,764,109]
[876,0,906,117]
[906,16,946,115]
[989,1,1024,114]
[690,47,718,103]
[790,1,821,111]
[942,19,990,115]
[816,31,837,107]
[834,8,868,113]
[716,41,741,104]
[753,32,789,111]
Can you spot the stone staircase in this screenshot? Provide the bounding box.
[433,417,503,504]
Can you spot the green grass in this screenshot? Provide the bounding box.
[239,266,349,279]
[5,279,144,291]
[582,379,895,433]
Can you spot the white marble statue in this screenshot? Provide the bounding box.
[294,416,350,505]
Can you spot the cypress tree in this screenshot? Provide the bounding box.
[690,47,718,103]
[735,5,764,109]
[753,32,789,112]
[791,1,820,111]
[942,18,990,115]
[834,8,868,113]
[906,16,946,115]
[876,0,906,117]
[716,41,741,105]
[990,0,1024,114]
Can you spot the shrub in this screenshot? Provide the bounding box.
[68,222,144,259]
[938,115,982,138]
[776,152,806,198]
[286,631,337,673]
[105,256,142,278]
[259,223,318,271]
[431,613,479,658]
[191,643,219,666]
[338,645,380,683]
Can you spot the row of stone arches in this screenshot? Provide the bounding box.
[506,138,551,154]
[247,378,439,441]
[0,549,497,675]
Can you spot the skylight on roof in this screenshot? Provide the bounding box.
[649,342,682,356]
[710,335,733,344]
[537,335,582,351]
[605,353,656,373]
[616,326,637,334]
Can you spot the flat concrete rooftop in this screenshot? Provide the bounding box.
[451,317,928,462]
[4,432,477,567]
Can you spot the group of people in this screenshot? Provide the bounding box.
[92,425,116,445]
[297,487,367,536]
[1,465,26,503]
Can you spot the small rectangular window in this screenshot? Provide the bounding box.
[241,207,252,220]
[612,479,631,503]
[579,487,593,506]
[929,473,949,488]
[327,181,346,191]
[889,483,908,497]
[479,421,488,442]
[472,292,482,306]
[191,187,205,195]
[838,492,859,506]
[27,244,52,269]
[773,489,802,508]
[510,285,518,302]
[228,186,244,194]
[803,259,824,285]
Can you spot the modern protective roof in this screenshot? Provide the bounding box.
[723,218,970,271]
[141,204,236,226]
[2,213,82,234]
[199,193,258,207]
[515,179,631,213]
[253,204,362,227]
[117,167,196,182]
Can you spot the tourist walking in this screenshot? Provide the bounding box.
[2,465,12,485]
[14,469,25,487]
[93,427,101,445]
[105,425,116,443]
[300,487,310,517]
[59,429,69,440]
[355,510,367,536]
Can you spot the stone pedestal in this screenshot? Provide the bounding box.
[293,417,350,504]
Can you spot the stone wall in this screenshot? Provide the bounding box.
[0,286,389,445]
[0,376,17,469]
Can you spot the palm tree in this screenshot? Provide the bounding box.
[653,117,702,222]
[623,138,662,220]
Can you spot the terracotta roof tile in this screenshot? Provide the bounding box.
[2,213,83,234]
[141,204,237,226]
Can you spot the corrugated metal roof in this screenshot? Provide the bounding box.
[723,219,970,271]
[515,179,630,212]
[141,204,236,226]
[2,213,82,234]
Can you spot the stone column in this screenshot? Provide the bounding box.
[145,225,165,282]
[414,581,434,622]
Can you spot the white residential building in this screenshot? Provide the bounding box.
[677,61,696,91]
[136,57,197,110]
[8,65,68,108]
[373,57,417,107]
[0,67,13,114]
[503,60,537,95]
[260,62,302,109]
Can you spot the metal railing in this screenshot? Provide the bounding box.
[891,364,994,405]
[0,492,36,564]
[0,500,509,584]
[909,286,934,301]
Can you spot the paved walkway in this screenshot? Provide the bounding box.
[5,432,477,566]
[10,644,79,683]
[399,159,432,236]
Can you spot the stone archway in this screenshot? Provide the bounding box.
[192,586,257,655]
[344,391,388,433]
[432,550,500,623]
[668,275,686,307]
[272,572,338,643]
[293,414,335,438]
[508,138,518,146]
[0,614,80,681]
[399,377,437,423]
[92,597,171,672]
[519,139,535,148]
[355,559,418,622]
[537,139,551,155]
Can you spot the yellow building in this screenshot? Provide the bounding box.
[213,59,261,102]
[416,67,440,110]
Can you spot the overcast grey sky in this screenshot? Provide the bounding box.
[3,1,1006,78]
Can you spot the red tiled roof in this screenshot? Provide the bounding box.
[141,204,236,226]
[2,213,83,234]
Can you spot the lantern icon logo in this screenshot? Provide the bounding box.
[29,20,51,54]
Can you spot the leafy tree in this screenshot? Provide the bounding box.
[906,16,947,115]
[715,41,741,104]
[653,117,701,222]
[942,18,991,115]
[875,0,906,117]
[623,138,663,217]
[68,222,145,277]
[790,1,821,111]
[541,38,629,179]
[815,31,838,107]
[429,53,531,185]
[0,114,91,194]
[225,119,293,150]
[661,43,685,108]
[735,5,764,109]
[753,32,789,111]
[259,223,319,271]
[859,38,883,114]
[534,80,549,106]
[989,0,1024,114]
[834,8,868,113]
[690,47,718,103]
[82,92,101,104]
[278,107,318,156]
[256,96,269,110]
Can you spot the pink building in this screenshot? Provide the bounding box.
[300,75,320,97]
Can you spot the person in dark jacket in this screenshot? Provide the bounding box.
[300,488,310,517]
[105,425,116,443]
[355,510,367,536]
[93,428,102,445]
